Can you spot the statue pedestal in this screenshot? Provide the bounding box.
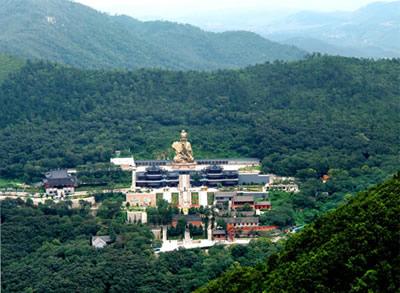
[178,174,191,213]
[170,162,197,170]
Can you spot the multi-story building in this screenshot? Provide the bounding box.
[135,165,239,188]
[43,169,78,198]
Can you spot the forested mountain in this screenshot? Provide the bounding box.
[0,54,24,83]
[1,55,399,218]
[264,1,400,58]
[197,174,400,292]
[0,0,305,70]
[1,175,399,292]
[0,195,281,292]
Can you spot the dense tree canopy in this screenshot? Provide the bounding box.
[197,174,400,292]
[0,54,24,83]
[0,55,398,220]
[1,53,399,292]
[1,55,398,182]
[0,198,280,292]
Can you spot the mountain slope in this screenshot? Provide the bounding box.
[0,0,306,70]
[0,54,24,83]
[0,56,399,201]
[197,174,400,292]
[264,1,400,58]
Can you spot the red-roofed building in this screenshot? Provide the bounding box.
[231,195,255,210]
[255,201,272,210]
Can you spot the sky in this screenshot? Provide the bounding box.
[75,0,388,18]
[73,0,393,31]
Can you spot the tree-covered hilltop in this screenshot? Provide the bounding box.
[1,56,399,220]
[197,174,400,293]
[1,175,399,292]
[0,0,305,71]
[1,55,399,177]
[0,197,280,292]
[0,54,24,83]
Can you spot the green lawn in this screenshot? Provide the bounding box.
[0,178,23,188]
[76,183,130,192]
[238,165,261,172]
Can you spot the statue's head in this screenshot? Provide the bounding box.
[180,130,188,141]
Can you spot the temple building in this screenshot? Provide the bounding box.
[231,195,255,210]
[171,214,203,228]
[43,169,78,198]
[115,130,274,214]
[200,165,238,186]
[135,165,239,188]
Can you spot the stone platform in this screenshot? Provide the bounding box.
[170,162,197,170]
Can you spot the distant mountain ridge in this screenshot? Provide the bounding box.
[264,1,400,58]
[0,0,306,70]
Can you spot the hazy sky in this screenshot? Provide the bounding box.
[74,0,393,32]
[75,0,389,19]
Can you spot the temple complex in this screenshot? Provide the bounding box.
[114,130,272,214]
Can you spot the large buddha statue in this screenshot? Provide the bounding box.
[172,130,194,163]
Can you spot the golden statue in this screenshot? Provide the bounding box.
[172,130,194,163]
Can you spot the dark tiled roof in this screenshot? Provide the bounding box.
[232,195,254,202]
[232,211,255,217]
[206,165,223,172]
[212,230,226,235]
[45,169,69,179]
[218,217,259,224]
[215,191,236,198]
[43,169,77,187]
[146,165,163,172]
[172,214,202,222]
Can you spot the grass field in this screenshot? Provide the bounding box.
[0,178,23,188]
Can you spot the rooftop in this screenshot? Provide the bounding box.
[43,169,77,187]
[45,169,70,179]
[92,235,112,243]
[172,214,202,222]
[232,195,254,202]
[212,230,226,235]
[219,217,259,224]
[134,158,260,165]
[215,191,236,198]
[231,211,255,217]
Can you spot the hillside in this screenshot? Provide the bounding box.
[264,1,400,58]
[197,174,400,292]
[0,55,399,222]
[0,54,24,83]
[0,0,305,70]
[0,196,280,292]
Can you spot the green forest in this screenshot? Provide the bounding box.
[1,196,280,292]
[1,174,399,292]
[0,54,24,83]
[1,2,399,292]
[197,174,400,292]
[1,55,399,219]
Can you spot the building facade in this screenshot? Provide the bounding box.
[135,165,239,188]
[43,169,78,198]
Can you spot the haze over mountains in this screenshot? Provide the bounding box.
[171,1,400,59]
[264,1,400,58]
[0,0,305,70]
